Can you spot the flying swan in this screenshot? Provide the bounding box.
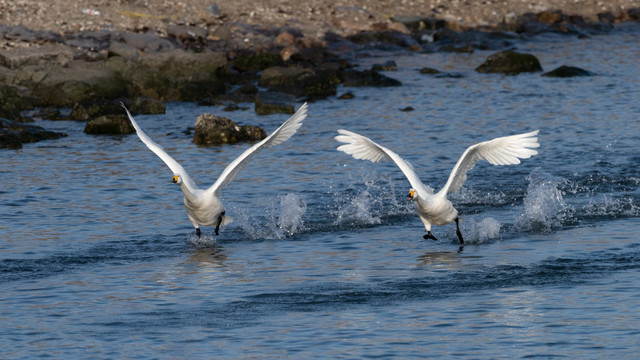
[335,129,539,244]
[123,102,308,236]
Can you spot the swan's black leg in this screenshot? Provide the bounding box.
[215,211,225,236]
[455,217,464,245]
[196,227,201,237]
[423,231,438,241]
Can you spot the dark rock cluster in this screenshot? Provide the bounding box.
[1,6,635,149]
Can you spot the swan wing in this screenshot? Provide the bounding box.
[441,130,539,194]
[335,129,432,197]
[123,105,198,193]
[207,102,308,197]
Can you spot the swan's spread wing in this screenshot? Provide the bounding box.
[335,129,432,197]
[207,102,308,197]
[441,130,539,194]
[123,105,198,193]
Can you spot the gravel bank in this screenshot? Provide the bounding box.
[1,0,639,41]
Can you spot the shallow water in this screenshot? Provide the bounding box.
[2,24,640,358]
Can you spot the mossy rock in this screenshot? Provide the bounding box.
[84,115,135,135]
[233,52,283,72]
[475,50,542,75]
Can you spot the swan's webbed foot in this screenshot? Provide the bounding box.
[215,211,225,236]
[423,232,438,241]
[455,217,464,245]
[196,228,201,237]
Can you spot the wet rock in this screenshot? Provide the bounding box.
[232,52,283,72]
[193,114,266,145]
[400,106,414,112]
[259,65,337,98]
[338,92,355,100]
[629,8,640,20]
[227,84,259,103]
[391,16,447,32]
[130,97,166,114]
[440,44,474,53]
[70,99,124,121]
[475,50,542,75]
[0,44,74,69]
[0,84,36,121]
[419,67,441,74]
[347,30,419,50]
[84,115,134,135]
[597,12,615,24]
[32,108,71,121]
[255,91,296,115]
[541,65,592,77]
[0,118,67,149]
[371,60,397,71]
[343,69,402,87]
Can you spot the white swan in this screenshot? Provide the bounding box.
[123,103,308,236]
[335,129,539,244]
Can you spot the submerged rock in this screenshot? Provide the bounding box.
[343,69,402,87]
[255,91,296,115]
[475,50,542,75]
[258,65,337,98]
[84,115,134,135]
[193,114,266,145]
[541,65,592,77]
[0,118,67,149]
[371,60,398,71]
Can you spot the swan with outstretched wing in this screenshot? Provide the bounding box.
[123,102,308,236]
[335,129,539,244]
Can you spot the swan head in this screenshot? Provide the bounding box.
[172,174,183,185]
[407,188,416,201]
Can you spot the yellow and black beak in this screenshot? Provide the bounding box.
[172,175,179,184]
[407,189,415,200]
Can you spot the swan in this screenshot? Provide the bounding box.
[335,129,539,244]
[123,102,308,236]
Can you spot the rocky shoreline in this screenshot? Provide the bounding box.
[1,4,639,149]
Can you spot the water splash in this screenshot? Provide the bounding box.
[515,169,569,232]
[234,193,308,240]
[277,193,307,237]
[463,217,501,243]
[331,171,412,227]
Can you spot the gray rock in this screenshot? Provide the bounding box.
[193,114,266,145]
[108,41,140,60]
[542,65,592,77]
[343,69,402,87]
[167,25,208,39]
[26,60,127,107]
[70,100,124,121]
[0,118,67,149]
[255,91,296,115]
[116,49,228,101]
[0,44,74,69]
[84,115,135,135]
[120,31,174,52]
[371,60,398,71]
[475,50,542,75]
[130,97,166,114]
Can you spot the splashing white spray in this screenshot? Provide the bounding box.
[277,193,307,236]
[516,169,568,232]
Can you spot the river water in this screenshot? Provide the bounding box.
[2,24,640,358]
